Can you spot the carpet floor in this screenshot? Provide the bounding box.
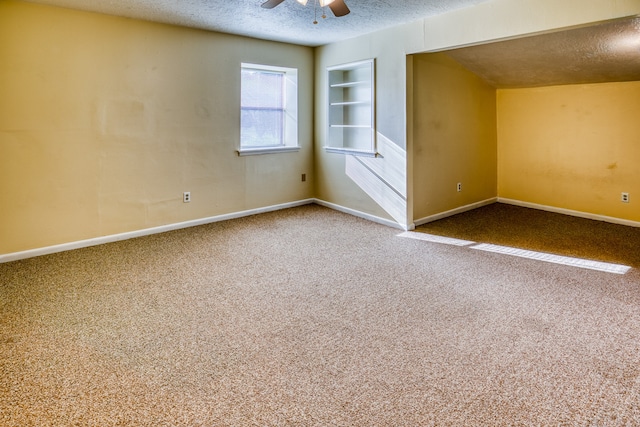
[1,203,640,425]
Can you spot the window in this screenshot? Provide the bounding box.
[238,63,299,156]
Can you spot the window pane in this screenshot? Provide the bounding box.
[241,108,284,147]
[241,69,284,147]
[241,69,283,108]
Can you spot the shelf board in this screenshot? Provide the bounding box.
[330,100,370,106]
[324,146,379,157]
[329,124,371,128]
[330,81,369,88]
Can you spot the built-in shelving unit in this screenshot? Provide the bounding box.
[326,59,376,156]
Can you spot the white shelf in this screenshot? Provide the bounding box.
[324,146,379,157]
[330,81,369,88]
[326,59,375,154]
[330,124,370,128]
[330,100,370,106]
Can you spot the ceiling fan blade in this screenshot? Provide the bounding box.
[261,0,285,9]
[328,0,350,17]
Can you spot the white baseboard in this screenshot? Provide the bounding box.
[313,199,407,230]
[0,199,315,263]
[8,196,631,264]
[413,198,498,227]
[498,198,640,228]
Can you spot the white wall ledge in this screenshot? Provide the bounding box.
[236,146,300,156]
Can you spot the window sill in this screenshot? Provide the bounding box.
[237,146,300,156]
[324,147,379,158]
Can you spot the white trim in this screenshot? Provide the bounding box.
[498,198,640,228]
[0,199,315,264]
[313,199,407,230]
[240,63,299,152]
[7,196,635,264]
[323,147,379,157]
[236,146,300,156]
[241,63,293,73]
[413,198,498,227]
[327,58,377,72]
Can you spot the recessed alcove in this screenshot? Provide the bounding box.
[410,16,640,226]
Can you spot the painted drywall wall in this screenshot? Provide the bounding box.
[411,53,497,222]
[0,0,314,255]
[314,23,423,228]
[315,0,640,228]
[497,81,640,222]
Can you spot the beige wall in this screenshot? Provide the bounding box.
[0,0,314,254]
[411,53,497,221]
[498,81,640,222]
[2,0,639,256]
[314,24,422,227]
[315,0,640,228]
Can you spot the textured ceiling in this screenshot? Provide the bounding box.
[24,0,490,47]
[446,16,640,88]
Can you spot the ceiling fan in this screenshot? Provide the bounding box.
[261,0,350,22]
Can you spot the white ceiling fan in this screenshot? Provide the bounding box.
[261,0,350,24]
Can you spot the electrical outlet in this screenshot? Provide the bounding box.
[301,173,306,182]
[457,183,462,192]
[621,192,629,203]
[183,192,191,203]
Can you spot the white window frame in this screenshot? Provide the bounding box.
[238,63,300,156]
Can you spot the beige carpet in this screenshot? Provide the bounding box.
[2,203,640,425]
[417,203,640,268]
